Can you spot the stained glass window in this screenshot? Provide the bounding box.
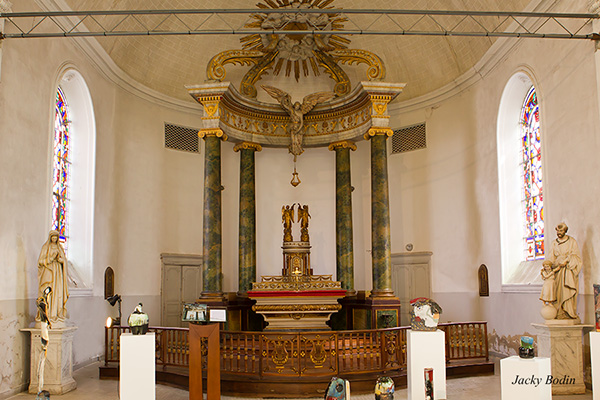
[52,87,70,250]
[520,86,543,260]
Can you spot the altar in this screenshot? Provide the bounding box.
[248,204,346,330]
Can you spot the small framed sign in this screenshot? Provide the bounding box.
[209,308,227,322]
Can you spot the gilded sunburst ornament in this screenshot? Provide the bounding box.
[240,0,349,82]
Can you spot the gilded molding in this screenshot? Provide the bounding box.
[252,304,342,312]
[233,142,262,152]
[206,50,264,82]
[363,127,393,140]
[240,50,279,98]
[313,49,351,97]
[328,140,357,151]
[331,49,386,81]
[199,128,228,141]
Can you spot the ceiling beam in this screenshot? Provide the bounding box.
[1,9,597,40]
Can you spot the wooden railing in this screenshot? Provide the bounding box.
[105,322,488,377]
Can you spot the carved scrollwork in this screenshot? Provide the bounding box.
[309,339,327,367]
[206,50,265,82]
[313,49,351,97]
[240,50,279,98]
[331,49,386,81]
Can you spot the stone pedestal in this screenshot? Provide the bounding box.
[407,329,446,400]
[21,326,77,394]
[500,356,551,400]
[590,331,600,400]
[120,333,155,400]
[532,323,591,395]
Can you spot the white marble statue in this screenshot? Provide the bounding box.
[544,223,582,320]
[37,230,69,325]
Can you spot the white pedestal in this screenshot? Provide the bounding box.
[590,331,600,400]
[407,329,446,400]
[500,356,551,400]
[532,323,589,394]
[21,326,77,394]
[120,333,155,400]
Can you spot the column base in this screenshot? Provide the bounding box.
[348,291,401,329]
[21,326,77,395]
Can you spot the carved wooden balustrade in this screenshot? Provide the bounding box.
[105,322,489,376]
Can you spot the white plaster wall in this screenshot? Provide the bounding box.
[2,0,600,397]
[0,1,205,396]
[385,0,600,347]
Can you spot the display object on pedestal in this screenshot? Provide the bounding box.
[324,377,350,400]
[374,376,394,400]
[21,230,77,395]
[36,286,52,399]
[128,303,149,335]
[518,336,535,359]
[594,284,600,331]
[424,368,434,400]
[409,298,442,331]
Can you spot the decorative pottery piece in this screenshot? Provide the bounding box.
[594,284,600,331]
[518,336,535,359]
[374,376,394,400]
[35,390,50,400]
[409,298,442,331]
[128,303,149,335]
[424,368,434,400]
[324,377,350,400]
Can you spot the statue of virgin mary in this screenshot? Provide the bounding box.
[37,230,69,325]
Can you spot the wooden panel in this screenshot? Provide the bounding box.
[182,265,202,303]
[163,265,182,327]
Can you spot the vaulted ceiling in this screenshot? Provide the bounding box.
[63,0,538,103]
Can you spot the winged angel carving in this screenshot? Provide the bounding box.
[262,85,335,160]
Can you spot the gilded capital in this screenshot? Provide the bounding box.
[328,140,357,151]
[233,141,262,152]
[199,128,228,141]
[364,127,393,140]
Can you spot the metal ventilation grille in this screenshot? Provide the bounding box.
[164,123,199,153]
[391,123,427,154]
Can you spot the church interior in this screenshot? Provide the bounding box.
[2,0,600,398]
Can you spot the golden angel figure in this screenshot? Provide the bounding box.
[262,85,335,160]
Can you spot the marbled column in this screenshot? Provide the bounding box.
[366,128,394,297]
[200,130,227,296]
[234,142,262,296]
[329,141,356,294]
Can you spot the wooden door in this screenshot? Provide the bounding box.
[161,254,203,327]
[391,252,432,326]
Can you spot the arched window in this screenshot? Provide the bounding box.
[520,87,544,261]
[52,87,71,247]
[51,69,96,291]
[497,72,545,286]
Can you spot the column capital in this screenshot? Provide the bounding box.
[199,128,228,141]
[364,127,393,141]
[328,140,357,151]
[233,141,262,152]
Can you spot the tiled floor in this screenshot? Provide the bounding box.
[7,361,594,399]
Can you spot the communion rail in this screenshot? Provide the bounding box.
[100,322,494,397]
[103,322,490,396]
